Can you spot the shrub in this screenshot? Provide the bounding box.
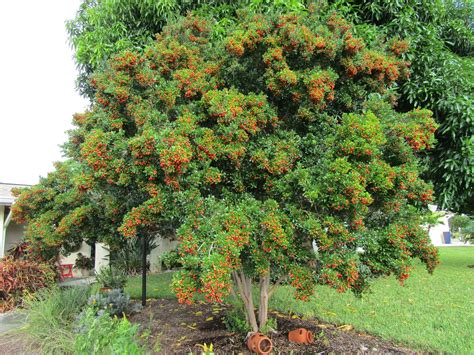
[73,307,145,354]
[161,249,182,270]
[223,307,251,334]
[75,252,94,270]
[6,241,29,260]
[110,236,157,275]
[88,289,141,317]
[450,214,474,242]
[95,267,127,289]
[22,286,91,353]
[0,256,56,312]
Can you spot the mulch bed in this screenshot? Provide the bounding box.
[130,299,415,354]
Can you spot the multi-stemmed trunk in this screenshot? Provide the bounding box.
[231,270,281,332]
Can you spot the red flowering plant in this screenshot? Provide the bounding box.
[65,10,438,332]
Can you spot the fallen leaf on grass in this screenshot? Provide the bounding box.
[291,315,299,319]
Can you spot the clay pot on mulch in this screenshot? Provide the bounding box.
[288,328,314,344]
[99,287,112,293]
[247,332,273,355]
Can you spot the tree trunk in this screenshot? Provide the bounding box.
[232,270,258,332]
[232,270,273,332]
[258,274,270,330]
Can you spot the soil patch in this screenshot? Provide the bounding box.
[130,299,414,354]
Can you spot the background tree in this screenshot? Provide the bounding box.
[449,214,474,242]
[65,9,439,331]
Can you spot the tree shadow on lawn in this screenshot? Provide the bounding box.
[130,298,415,354]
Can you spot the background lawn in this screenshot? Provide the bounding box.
[127,247,473,353]
[125,271,175,299]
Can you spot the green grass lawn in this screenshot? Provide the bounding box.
[125,271,176,299]
[127,247,474,353]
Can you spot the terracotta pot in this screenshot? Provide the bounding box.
[288,328,314,344]
[247,332,273,354]
[99,287,112,294]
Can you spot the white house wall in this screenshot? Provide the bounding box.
[60,242,92,278]
[149,236,179,273]
[428,214,452,246]
[94,242,110,274]
[4,220,25,252]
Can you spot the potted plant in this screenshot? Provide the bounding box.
[95,267,127,293]
[75,253,94,277]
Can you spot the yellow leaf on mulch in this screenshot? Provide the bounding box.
[316,324,331,329]
[272,312,286,318]
[205,316,214,321]
[337,324,353,331]
[194,311,203,316]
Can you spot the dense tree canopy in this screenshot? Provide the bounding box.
[11,161,130,261]
[66,0,304,98]
[331,0,474,213]
[63,9,439,331]
[67,0,474,214]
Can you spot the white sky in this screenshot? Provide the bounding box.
[0,0,89,185]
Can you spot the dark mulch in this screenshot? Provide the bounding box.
[130,299,415,354]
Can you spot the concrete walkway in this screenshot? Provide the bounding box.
[59,276,96,287]
[0,311,25,334]
[0,277,95,335]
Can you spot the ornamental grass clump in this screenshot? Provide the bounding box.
[65,9,439,332]
[21,286,91,353]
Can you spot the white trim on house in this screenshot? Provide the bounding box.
[0,205,5,258]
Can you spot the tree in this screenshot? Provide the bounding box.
[11,160,125,261]
[328,0,474,213]
[66,9,439,331]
